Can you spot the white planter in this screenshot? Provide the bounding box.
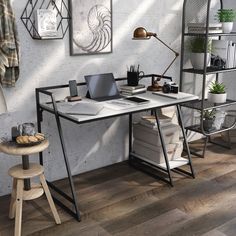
[222,22,234,33]
[190,53,210,70]
[208,92,227,103]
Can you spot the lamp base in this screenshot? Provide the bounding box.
[147,82,162,92]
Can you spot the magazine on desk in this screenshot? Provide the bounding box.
[56,102,104,116]
[152,91,195,100]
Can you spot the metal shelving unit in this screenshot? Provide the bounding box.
[179,0,236,156]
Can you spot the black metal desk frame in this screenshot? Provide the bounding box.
[36,76,196,221]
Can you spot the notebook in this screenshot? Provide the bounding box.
[152,91,194,100]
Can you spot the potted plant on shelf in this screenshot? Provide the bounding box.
[208,81,227,103]
[216,9,236,33]
[189,36,212,70]
[202,109,216,132]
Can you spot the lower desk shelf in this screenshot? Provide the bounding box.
[131,153,189,170]
[185,124,231,135]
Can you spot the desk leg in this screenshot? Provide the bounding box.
[176,105,195,178]
[129,114,133,163]
[22,155,31,191]
[54,114,81,221]
[153,109,173,187]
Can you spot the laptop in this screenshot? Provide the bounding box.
[85,73,122,101]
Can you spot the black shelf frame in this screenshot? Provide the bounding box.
[21,0,71,40]
[181,99,236,110]
[182,67,236,75]
[179,0,236,156]
[184,32,236,37]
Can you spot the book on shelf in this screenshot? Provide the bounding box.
[34,9,57,38]
[188,28,223,34]
[119,84,145,91]
[187,23,222,28]
[139,115,172,128]
[187,22,222,34]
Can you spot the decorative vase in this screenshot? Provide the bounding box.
[208,92,227,103]
[190,53,210,70]
[213,110,226,130]
[222,22,234,33]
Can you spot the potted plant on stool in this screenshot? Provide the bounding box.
[189,36,212,70]
[202,109,216,132]
[208,81,227,103]
[216,9,236,33]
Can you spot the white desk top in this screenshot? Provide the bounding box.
[44,91,198,123]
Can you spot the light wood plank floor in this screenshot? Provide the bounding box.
[0,139,236,236]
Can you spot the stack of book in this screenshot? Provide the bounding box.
[120,84,146,96]
[187,23,223,34]
[211,39,236,69]
[139,115,172,128]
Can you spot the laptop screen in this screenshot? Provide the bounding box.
[85,73,120,100]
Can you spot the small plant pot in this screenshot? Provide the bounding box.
[190,53,210,70]
[222,22,234,33]
[208,92,227,103]
[203,119,214,132]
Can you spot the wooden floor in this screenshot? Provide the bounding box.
[1,139,236,236]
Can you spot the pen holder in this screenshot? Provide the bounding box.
[127,72,139,86]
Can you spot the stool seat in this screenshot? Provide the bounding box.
[9,163,44,179]
[1,138,61,236]
[0,139,49,156]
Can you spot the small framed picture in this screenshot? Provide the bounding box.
[69,0,112,56]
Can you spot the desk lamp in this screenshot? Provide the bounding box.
[132,27,179,91]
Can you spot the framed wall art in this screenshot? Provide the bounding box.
[69,0,112,55]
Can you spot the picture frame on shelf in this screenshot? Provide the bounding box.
[69,0,112,56]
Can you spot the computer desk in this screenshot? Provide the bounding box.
[36,78,199,221]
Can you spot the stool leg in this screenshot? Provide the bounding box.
[15,179,24,236]
[39,174,61,224]
[9,178,17,219]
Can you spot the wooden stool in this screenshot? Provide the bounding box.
[0,140,61,236]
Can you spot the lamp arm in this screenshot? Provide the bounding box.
[153,35,179,77]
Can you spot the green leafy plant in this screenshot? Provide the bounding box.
[202,109,216,120]
[209,81,226,94]
[216,9,236,22]
[189,37,212,53]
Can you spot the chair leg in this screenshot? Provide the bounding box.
[9,178,17,219]
[39,174,61,224]
[15,179,24,236]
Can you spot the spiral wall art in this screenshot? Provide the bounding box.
[69,0,112,55]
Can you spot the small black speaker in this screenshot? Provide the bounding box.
[69,80,78,97]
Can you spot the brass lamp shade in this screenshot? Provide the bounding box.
[133,27,156,39]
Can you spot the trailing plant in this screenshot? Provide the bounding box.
[216,9,236,22]
[189,37,212,53]
[209,81,226,94]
